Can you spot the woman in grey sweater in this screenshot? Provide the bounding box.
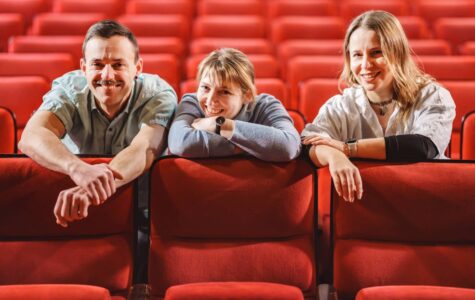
[168,48,301,162]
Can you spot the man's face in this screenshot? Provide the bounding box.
[81,35,142,118]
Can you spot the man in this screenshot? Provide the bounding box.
[19,20,177,227]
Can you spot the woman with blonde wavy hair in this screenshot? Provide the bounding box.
[302,10,455,202]
[168,48,301,161]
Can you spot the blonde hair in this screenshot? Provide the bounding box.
[340,10,433,122]
[197,48,257,101]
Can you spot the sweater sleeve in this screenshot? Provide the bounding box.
[228,95,301,162]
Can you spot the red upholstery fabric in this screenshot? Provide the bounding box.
[415,1,475,28]
[149,157,316,299]
[398,16,431,39]
[0,0,46,27]
[461,111,475,159]
[299,78,340,122]
[415,56,475,81]
[52,0,123,18]
[331,162,475,299]
[0,76,50,132]
[190,38,273,55]
[0,107,16,153]
[356,285,475,300]
[461,41,475,55]
[186,54,279,79]
[0,157,134,296]
[271,17,345,44]
[0,53,75,82]
[164,282,304,300]
[287,56,342,109]
[118,15,190,40]
[0,14,23,51]
[0,284,112,300]
[267,0,337,19]
[126,0,194,19]
[197,0,263,16]
[341,1,410,21]
[435,18,475,53]
[287,110,306,133]
[193,16,265,39]
[409,40,451,55]
[440,81,475,131]
[137,37,185,58]
[141,54,180,91]
[30,13,106,36]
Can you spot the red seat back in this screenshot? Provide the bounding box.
[299,78,340,122]
[0,107,16,153]
[52,0,123,18]
[0,14,24,51]
[126,0,194,19]
[197,0,263,16]
[461,111,475,159]
[193,16,266,39]
[287,109,306,133]
[271,17,345,44]
[30,13,106,36]
[117,15,190,41]
[190,38,273,55]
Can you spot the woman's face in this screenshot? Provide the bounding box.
[197,74,250,119]
[349,28,394,101]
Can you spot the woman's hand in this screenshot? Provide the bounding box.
[302,134,345,153]
[192,117,217,133]
[328,153,363,202]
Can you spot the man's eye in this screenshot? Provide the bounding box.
[113,63,124,68]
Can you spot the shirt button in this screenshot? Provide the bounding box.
[108,128,113,131]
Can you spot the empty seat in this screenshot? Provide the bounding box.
[271,17,345,44]
[190,38,273,55]
[415,0,475,28]
[435,18,475,53]
[148,157,316,299]
[118,15,190,41]
[193,16,266,39]
[416,56,475,81]
[287,109,306,133]
[141,54,180,91]
[9,36,83,66]
[409,39,451,55]
[0,76,50,140]
[0,0,47,27]
[286,55,343,109]
[461,111,475,160]
[0,156,136,299]
[299,78,340,122]
[197,0,263,16]
[52,0,123,18]
[137,37,185,58]
[0,14,23,52]
[0,53,75,82]
[30,13,106,36]
[126,0,194,19]
[267,0,337,19]
[341,0,410,21]
[356,285,475,300]
[0,106,16,153]
[461,41,475,55]
[0,284,112,300]
[186,54,279,79]
[398,16,431,39]
[441,81,475,159]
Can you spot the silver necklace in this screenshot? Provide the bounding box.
[368,98,394,116]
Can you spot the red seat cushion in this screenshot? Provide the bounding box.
[356,285,475,300]
[0,284,112,300]
[164,282,304,300]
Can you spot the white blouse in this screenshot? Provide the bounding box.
[302,82,456,158]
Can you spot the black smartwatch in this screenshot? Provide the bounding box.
[215,116,225,134]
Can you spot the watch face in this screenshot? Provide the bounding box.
[216,116,225,125]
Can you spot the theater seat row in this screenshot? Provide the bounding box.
[1,156,474,299]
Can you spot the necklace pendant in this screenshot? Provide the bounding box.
[380,106,387,116]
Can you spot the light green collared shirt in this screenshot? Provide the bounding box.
[38,70,177,155]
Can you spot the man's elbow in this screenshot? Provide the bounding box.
[17,133,33,155]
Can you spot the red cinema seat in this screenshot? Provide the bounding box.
[0,284,112,300]
[141,54,180,91]
[0,53,75,82]
[271,17,345,44]
[197,0,263,16]
[180,78,288,106]
[409,39,451,55]
[0,0,47,27]
[340,0,410,21]
[435,18,475,53]
[190,38,273,55]
[164,282,304,300]
[0,14,24,52]
[186,54,279,79]
[118,15,190,41]
[440,81,475,159]
[461,111,475,160]
[0,106,16,153]
[267,0,338,19]
[193,16,266,39]
[356,285,475,300]
[126,0,194,19]
[148,157,316,300]
[0,157,136,299]
[287,55,343,109]
[415,0,475,28]
[299,78,340,122]
[9,36,83,66]
[0,76,50,140]
[30,13,106,36]
[137,37,185,59]
[416,56,475,81]
[398,16,431,39]
[326,161,475,299]
[461,41,475,55]
[287,109,306,133]
[52,0,123,18]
